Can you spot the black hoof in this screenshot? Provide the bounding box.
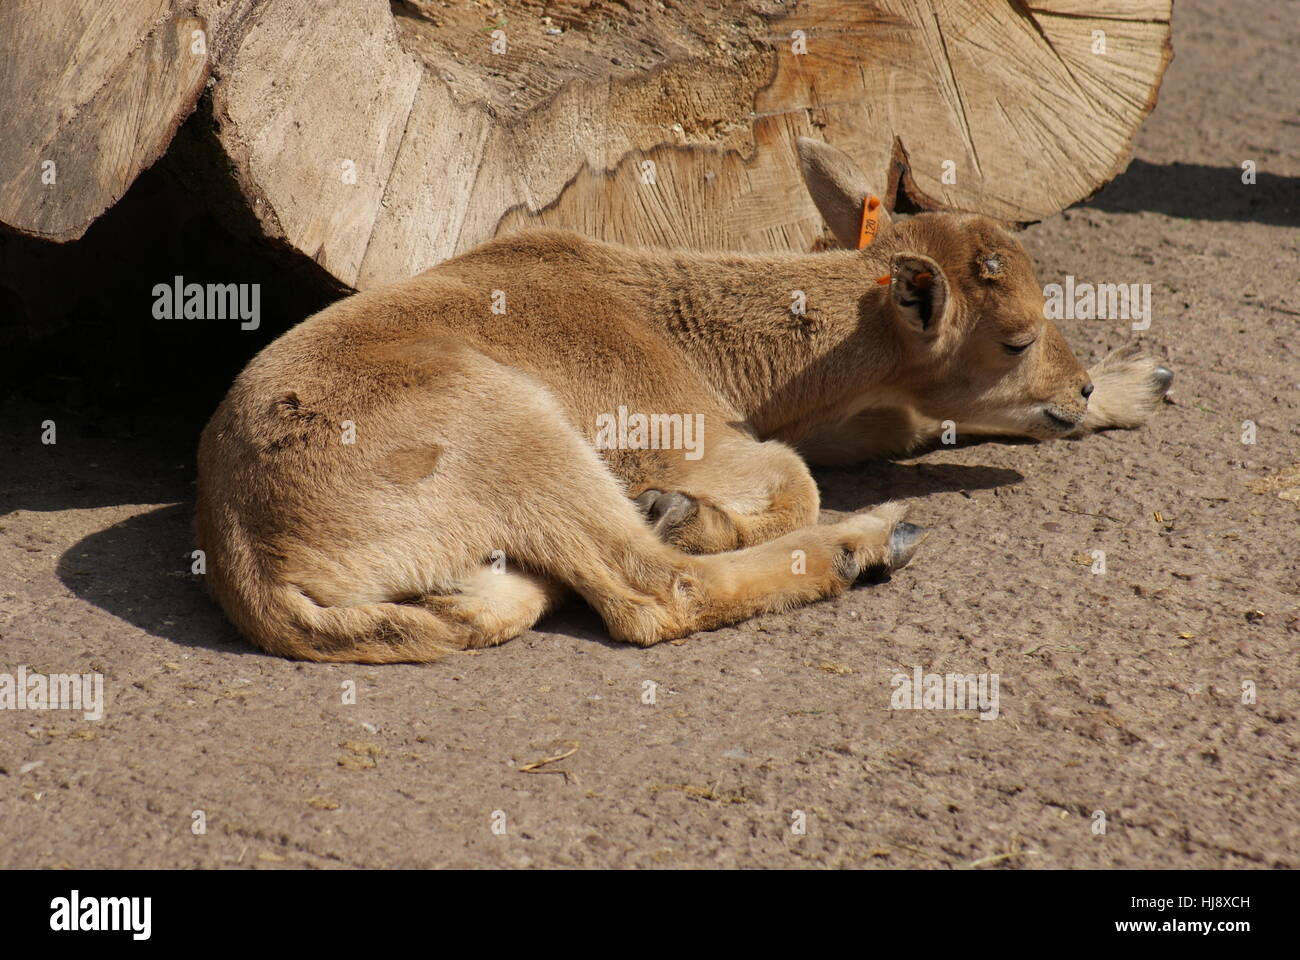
[1152,366,1174,394]
[889,522,926,570]
[850,521,927,584]
[634,490,697,533]
[632,489,663,515]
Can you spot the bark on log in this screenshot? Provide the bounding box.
[1,0,1172,290]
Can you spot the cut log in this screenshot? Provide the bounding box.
[0,1,211,240]
[2,0,1172,291]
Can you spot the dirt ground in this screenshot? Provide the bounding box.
[1,0,1296,869]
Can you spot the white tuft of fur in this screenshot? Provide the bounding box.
[1077,345,1172,433]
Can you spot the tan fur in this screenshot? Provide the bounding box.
[194,140,1171,662]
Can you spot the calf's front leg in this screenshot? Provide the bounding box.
[1073,344,1174,434]
[628,434,821,554]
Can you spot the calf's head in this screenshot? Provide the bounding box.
[797,138,1093,439]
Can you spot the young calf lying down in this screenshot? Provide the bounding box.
[194,139,1172,662]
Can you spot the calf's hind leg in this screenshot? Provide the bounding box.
[566,502,925,646]
[415,568,566,649]
[414,360,924,648]
[500,436,924,645]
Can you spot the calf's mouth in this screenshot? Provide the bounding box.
[1041,405,1084,431]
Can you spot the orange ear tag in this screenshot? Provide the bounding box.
[856,194,882,249]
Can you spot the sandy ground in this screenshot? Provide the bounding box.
[1,0,1296,869]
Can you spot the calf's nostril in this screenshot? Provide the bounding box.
[1081,381,1094,400]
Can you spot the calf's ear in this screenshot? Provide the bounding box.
[796,137,892,249]
[888,253,950,335]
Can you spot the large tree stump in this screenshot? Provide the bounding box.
[1,0,1172,290]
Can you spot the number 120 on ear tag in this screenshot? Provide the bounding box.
[857,195,882,249]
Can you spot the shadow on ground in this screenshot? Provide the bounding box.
[816,459,1023,512]
[1081,159,1300,226]
[53,502,249,656]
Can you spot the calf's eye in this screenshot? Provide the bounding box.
[1003,341,1034,355]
